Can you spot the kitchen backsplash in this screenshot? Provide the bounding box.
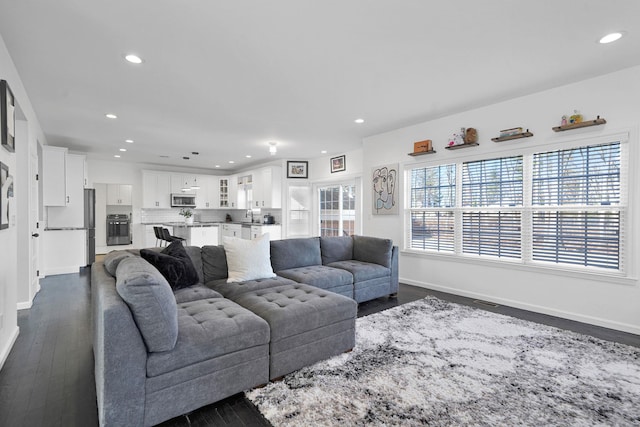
[141,209,282,224]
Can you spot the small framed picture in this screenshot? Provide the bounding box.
[287,161,309,179]
[1,80,15,153]
[331,155,346,173]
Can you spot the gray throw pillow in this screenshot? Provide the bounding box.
[103,250,135,277]
[115,257,178,352]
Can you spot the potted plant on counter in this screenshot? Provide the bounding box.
[179,208,194,225]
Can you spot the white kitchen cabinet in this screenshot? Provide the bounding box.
[241,225,251,240]
[107,184,132,205]
[195,175,219,209]
[220,223,242,243]
[189,226,219,247]
[171,173,197,194]
[252,166,282,209]
[42,146,68,206]
[142,171,171,208]
[250,224,281,240]
[219,178,229,208]
[41,229,87,275]
[228,175,238,208]
[46,153,86,228]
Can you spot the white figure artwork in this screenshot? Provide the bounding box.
[372,164,398,215]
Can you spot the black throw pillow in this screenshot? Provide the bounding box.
[140,241,199,290]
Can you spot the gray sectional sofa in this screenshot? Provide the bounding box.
[92,235,398,426]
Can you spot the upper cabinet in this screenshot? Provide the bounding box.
[46,153,86,228]
[42,146,68,206]
[142,170,171,208]
[195,175,219,209]
[107,184,132,205]
[228,175,238,208]
[253,166,282,209]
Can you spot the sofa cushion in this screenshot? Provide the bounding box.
[276,265,353,290]
[141,241,200,290]
[103,250,135,276]
[207,276,297,300]
[223,234,276,283]
[202,245,228,283]
[115,257,178,352]
[320,236,353,265]
[146,297,270,378]
[183,245,205,284]
[173,284,223,304]
[270,237,322,272]
[327,259,391,282]
[352,235,393,268]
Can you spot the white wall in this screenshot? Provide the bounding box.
[0,34,48,369]
[363,65,640,334]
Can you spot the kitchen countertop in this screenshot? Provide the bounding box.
[141,221,280,228]
[44,227,87,231]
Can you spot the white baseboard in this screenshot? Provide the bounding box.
[16,301,32,310]
[44,266,80,276]
[0,326,19,371]
[401,278,640,336]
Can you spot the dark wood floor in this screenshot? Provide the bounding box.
[1,270,638,427]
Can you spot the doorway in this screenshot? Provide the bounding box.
[317,181,358,237]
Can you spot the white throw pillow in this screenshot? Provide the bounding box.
[223,233,276,283]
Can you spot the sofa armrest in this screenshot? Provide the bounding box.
[352,235,393,268]
[390,246,399,294]
[92,263,147,426]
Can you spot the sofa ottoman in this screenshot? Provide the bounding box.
[229,282,357,379]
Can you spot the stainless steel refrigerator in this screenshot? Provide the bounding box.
[84,188,96,265]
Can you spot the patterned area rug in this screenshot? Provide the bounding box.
[246,296,640,426]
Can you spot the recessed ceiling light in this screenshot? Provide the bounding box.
[114,155,121,158]
[229,160,235,164]
[125,54,143,64]
[246,155,252,158]
[354,118,365,124]
[119,148,127,152]
[125,139,134,143]
[105,113,117,119]
[321,150,327,154]
[215,165,220,168]
[599,32,625,44]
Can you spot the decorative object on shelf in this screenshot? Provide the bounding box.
[552,116,606,132]
[561,116,568,126]
[179,208,194,224]
[492,129,534,142]
[569,110,583,124]
[1,80,15,153]
[1,161,11,229]
[447,128,466,147]
[413,139,432,153]
[446,127,479,150]
[331,155,346,173]
[372,164,398,215]
[286,160,309,179]
[463,128,478,144]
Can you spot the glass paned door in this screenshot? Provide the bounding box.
[319,184,357,237]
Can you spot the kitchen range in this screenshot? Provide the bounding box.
[106,214,131,246]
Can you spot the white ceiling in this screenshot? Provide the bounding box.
[1,1,639,171]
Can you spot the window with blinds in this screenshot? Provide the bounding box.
[462,156,523,259]
[409,165,456,252]
[531,142,621,269]
[405,139,625,273]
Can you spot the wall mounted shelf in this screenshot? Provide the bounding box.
[552,117,606,132]
[408,150,436,157]
[445,142,479,150]
[491,131,534,142]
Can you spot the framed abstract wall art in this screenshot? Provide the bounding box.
[1,80,15,153]
[372,164,398,215]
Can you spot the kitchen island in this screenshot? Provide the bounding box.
[168,222,220,247]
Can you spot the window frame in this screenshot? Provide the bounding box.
[403,131,632,281]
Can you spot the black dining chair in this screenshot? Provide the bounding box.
[161,228,185,245]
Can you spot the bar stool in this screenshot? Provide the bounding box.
[153,226,164,246]
[162,228,186,245]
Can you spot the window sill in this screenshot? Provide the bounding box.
[400,249,637,286]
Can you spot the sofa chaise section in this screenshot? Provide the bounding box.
[92,256,270,427]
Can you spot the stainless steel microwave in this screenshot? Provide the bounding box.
[171,193,197,207]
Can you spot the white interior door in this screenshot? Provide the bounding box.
[30,148,40,296]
